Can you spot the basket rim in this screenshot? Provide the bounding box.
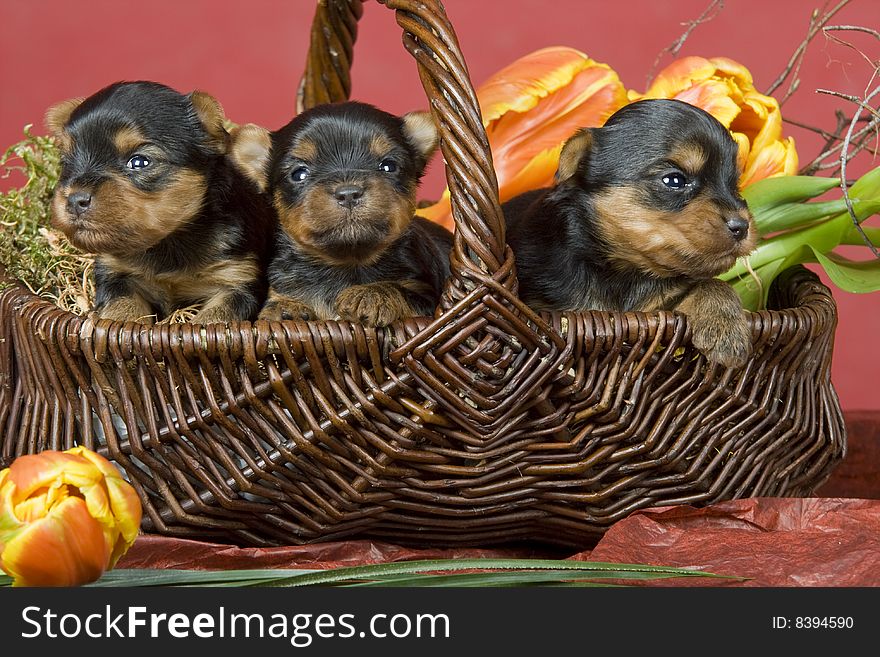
[0,261,836,331]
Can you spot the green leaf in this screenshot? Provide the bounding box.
[251,558,735,587]
[728,258,786,311]
[753,198,867,236]
[1,560,740,588]
[848,165,880,200]
[85,569,314,587]
[742,174,840,212]
[811,248,880,293]
[341,569,729,587]
[841,225,880,247]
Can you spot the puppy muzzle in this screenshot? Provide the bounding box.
[725,215,750,242]
[65,190,94,220]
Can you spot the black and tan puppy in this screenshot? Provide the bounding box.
[46,81,274,323]
[503,98,755,367]
[230,101,452,326]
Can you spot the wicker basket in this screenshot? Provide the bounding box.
[0,0,846,548]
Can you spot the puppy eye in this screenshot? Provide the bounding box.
[291,166,310,182]
[662,172,687,189]
[126,154,151,170]
[379,159,398,173]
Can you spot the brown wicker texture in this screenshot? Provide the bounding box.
[0,0,846,548]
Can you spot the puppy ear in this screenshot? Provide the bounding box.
[229,123,272,192]
[555,128,593,183]
[189,90,229,154]
[401,111,439,164]
[44,97,84,135]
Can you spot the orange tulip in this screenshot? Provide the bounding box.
[629,56,798,187]
[418,46,628,230]
[0,446,141,587]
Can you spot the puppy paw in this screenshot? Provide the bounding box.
[258,297,317,322]
[691,311,752,369]
[335,283,413,327]
[97,297,155,324]
[192,305,238,325]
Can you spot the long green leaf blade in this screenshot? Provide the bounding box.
[339,568,734,587]
[811,248,880,293]
[252,558,732,587]
[754,198,860,236]
[742,174,840,212]
[1,560,737,588]
[848,165,880,199]
[85,568,315,587]
[728,258,787,310]
[842,225,880,246]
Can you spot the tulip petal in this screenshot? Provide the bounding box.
[478,46,600,124]
[1,495,109,586]
[489,65,627,189]
[69,448,141,538]
[497,145,563,203]
[731,132,751,175]
[416,190,454,231]
[638,56,718,100]
[782,137,799,175]
[66,447,142,566]
[0,473,24,543]
[4,452,99,504]
[673,81,742,128]
[708,57,755,86]
[741,140,798,188]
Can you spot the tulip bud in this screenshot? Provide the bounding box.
[0,447,141,587]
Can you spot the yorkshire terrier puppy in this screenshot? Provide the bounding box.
[503,99,755,367]
[229,101,453,327]
[46,81,274,324]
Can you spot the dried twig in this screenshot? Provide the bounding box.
[823,25,880,71]
[818,84,880,258]
[791,17,880,176]
[645,0,725,85]
[799,112,880,174]
[765,0,852,105]
[785,112,848,141]
[817,89,880,120]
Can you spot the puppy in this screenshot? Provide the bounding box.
[503,98,755,368]
[229,101,453,327]
[46,81,275,324]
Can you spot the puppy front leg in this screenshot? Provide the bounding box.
[674,279,752,368]
[97,294,155,324]
[94,265,154,323]
[258,288,318,322]
[193,287,262,324]
[335,282,418,327]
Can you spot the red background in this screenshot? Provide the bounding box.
[1,0,877,409]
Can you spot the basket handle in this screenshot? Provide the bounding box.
[298,0,514,311]
[297,0,363,113]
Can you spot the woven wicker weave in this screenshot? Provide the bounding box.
[0,0,846,548]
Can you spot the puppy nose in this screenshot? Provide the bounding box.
[725,215,750,241]
[334,184,364,209]
[67,191,93,217]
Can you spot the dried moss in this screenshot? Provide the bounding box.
[0,126,95,314]
[0,127,199,322]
